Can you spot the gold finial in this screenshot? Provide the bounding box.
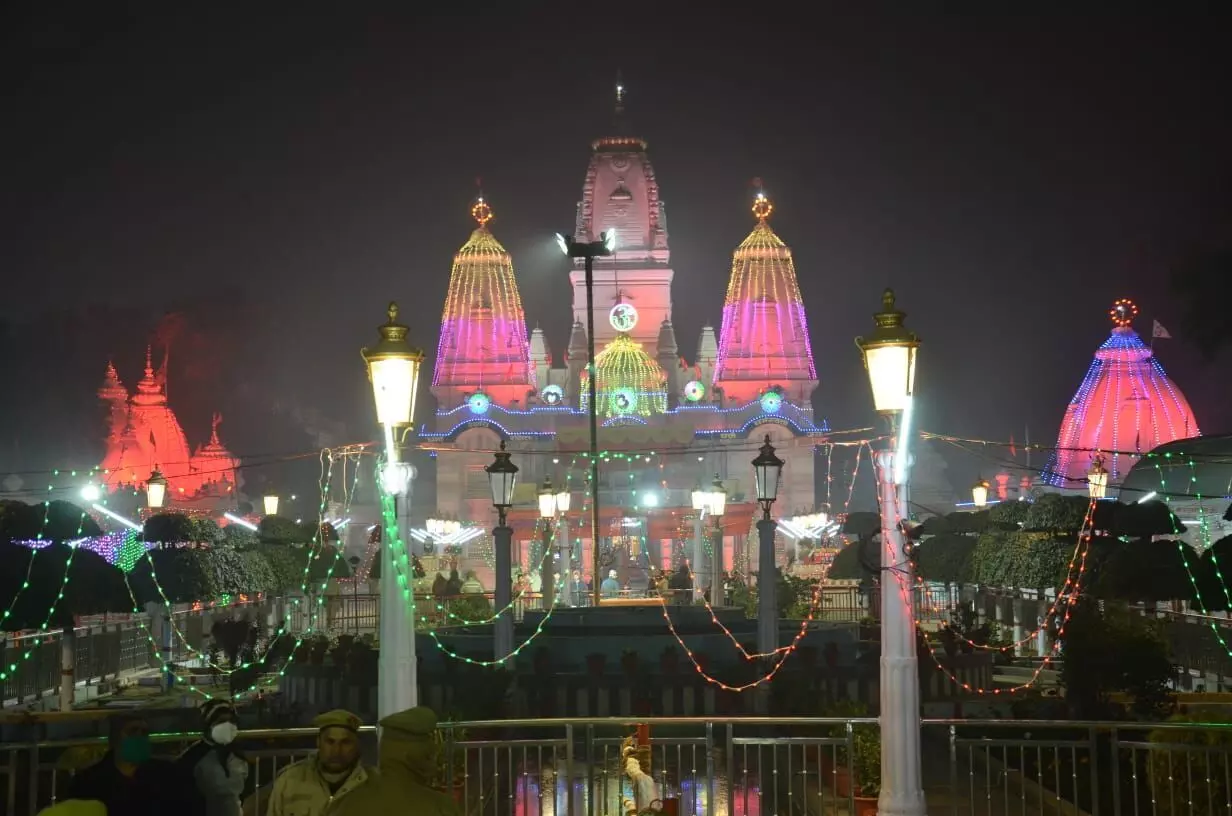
[1109,298,1138,328]
[387,301,399,324]
[615,69,625,108]
[751,178,772,222]
[144,345,153,374]
[471,196,493,227]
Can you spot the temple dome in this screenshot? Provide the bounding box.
[190,412,241,495]
[580,333,668,418]
[1041,300,1199,487]
[431,196,534,393]
[713,188,817,403]
[99,347,198,497]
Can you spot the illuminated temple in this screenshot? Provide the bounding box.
[98,347,241,503]
[1040,299,1199,490]
[420,85,827,585]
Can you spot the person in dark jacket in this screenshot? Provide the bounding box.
[68,712,184,816]
[177,698,254,816]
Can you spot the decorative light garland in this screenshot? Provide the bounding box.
[580,334,668,418]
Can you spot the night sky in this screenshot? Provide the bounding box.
[2,7,1229,499]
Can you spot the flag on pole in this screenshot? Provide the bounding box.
[1152,320,1172,340]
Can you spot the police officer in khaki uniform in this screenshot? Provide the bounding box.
[331,707,460,816]
[265,710,373,816]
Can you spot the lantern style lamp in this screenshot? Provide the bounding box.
[555,485,571,514]
[263,494,280,516]
[538,476,558,519]
[971,478,990,509]
[486,440,520,526]
[752,434,785,521]
[146,468,168,510]
[707,476,728,518]
[1088,455,1108,500]
[361,302,425,432]
[855,289,920,415]
[691,482,708,513]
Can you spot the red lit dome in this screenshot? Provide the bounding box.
[1041,301,1199,487]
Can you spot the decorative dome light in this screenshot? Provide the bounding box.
[683,380,706,402]
[609,302,639,332]
[760,390,783,414]
[467,392,491,415]
[580,334,668,419]
[541,384,564,405]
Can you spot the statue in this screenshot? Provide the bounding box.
[620,736,660,815]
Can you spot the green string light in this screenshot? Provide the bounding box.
[1,507,95,682]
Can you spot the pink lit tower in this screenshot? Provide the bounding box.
[1041,298,1199,489]
[431,193,535,409]
[713,183,818,406]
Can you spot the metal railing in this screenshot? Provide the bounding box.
[6,716,1232,815]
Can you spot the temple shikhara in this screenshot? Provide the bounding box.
[98,347,241,503]
[421,84,826,586]
[1040,298,1199,489]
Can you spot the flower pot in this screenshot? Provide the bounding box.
[852,795,878,815]
[832,766,853,798]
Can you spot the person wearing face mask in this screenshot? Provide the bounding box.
[67,713,182,816]
[177,698,254,816]
[331,706,459,816]
[264,709,373,816]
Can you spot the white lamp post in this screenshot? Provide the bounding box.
[538,476,571,610]
[690,482,708,601]
[971,478,990,509]
[486,441,520,661]
[146,468,168,511]
[856,288,926,816]
[752,435,784,664]
[263,494,279,516]
[705,476,727,606]
[1088,454,1108,500]
[362,301,424,718]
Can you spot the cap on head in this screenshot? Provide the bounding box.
[379,706,437,740]
[199,698,236,730]
[314,709,362,733]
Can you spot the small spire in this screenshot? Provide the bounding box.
[751,178,773,222]
[471,178,493,227]
[143,345,153,375]
[615,69,625,113]
[1109,298,1138,328]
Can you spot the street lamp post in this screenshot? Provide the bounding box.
[971,478,990,509]
[690,482,707,601]
[556,230,615,607]
[146,468,168,511]
[1087,454,1108,500]
[706,476,727,606]
[752,435,784,659]
[537,476,571,611]
[362,301,425,718]
[855,288,926,816]
[486,441,520,661]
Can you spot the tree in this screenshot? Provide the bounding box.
[1023,494,1090,534]
[987,500,1029,530]
[0,500,103,542]
[1091,538,1197,602]
[258,515,318,546]
[1194,535,1232,610]
[142,513,195,545]
[828,513,882,581]
[914,533,975,586]
[0,535,128,711]
[1008,532,1073,592]
[970,529,1013,586]
[1092,500,1186,539]
[1059,598,1173,719]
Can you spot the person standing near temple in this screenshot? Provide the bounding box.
[265,709,372,816]
[68,712,184,816]
[177,699,253,816]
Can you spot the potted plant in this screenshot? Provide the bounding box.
[848,724,880,815]
[433,726,468,805]
[818,699,866,770]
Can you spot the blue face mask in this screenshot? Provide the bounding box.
[118,735,152,765]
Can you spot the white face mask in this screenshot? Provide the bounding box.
[210,722,239,745]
